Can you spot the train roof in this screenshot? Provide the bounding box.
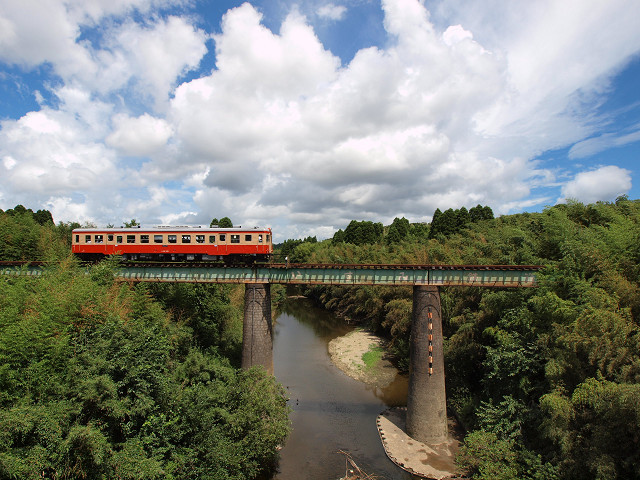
[72,226,271,233]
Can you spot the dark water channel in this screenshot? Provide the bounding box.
[272,296,416,480]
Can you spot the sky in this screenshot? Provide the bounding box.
[1,0,639,241]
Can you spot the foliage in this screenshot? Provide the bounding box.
[540,379,640,480]
[295,199,640,480]
[277,236,317,262]
[0,257,290,479]
[429,204,493,238]
[5,198,640,479]
[0,210,42,260]
[457,430,558,480]
[386,217,411,244]
[2,204,54,225]
[210,217,233,228]
[123,218,140,227]
[333,220,383,245]
[146,282,244,363]
[0,209,72,261]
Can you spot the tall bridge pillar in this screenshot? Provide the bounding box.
[241,283,273,375]
[406,285,448,444]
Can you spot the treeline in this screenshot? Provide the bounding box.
[279,198,640,480]
[429,205,494,238]
[0,210,290,479]
[329,204,493,246]
[0,206,73,261]
[0,204,54,226]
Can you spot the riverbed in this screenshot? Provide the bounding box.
[271,296,415,480]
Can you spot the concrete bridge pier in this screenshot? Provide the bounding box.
[406,285,448,444]
[241,283,273,375]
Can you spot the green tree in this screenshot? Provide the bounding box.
[4,204,28,216]
[457,430,558,480]
[299,199,640,480]
[470,204,494,222]
[541,379,640,480]
[430,205,494,238]
[429,208,460,237]
[343,220,383,245]
[0,209,42,260]
[457,430,519,480]
[218,217,233,228]
[332,228,345,243]
[457,206,471,227]
[34,209,54,225]
[386,217,411,244]
[0,258,290,479]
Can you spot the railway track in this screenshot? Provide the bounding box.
[0,260,544,271]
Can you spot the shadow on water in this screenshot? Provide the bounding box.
[276,293,353,340]
[272,296,416,480]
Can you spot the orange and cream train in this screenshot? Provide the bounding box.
[72,226,273,262]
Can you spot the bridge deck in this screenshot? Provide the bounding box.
[1,262,542,287]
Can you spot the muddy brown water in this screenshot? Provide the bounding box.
[272,296,417,480]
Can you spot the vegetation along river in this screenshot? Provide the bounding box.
[271,295,416,480]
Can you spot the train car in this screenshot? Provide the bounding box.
[72,226,273,262]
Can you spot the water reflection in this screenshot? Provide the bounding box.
[272,296,415,480]
[276,294,352,339]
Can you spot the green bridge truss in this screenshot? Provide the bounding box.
[1,262,542,287]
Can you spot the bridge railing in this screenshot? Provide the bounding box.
[1,261,543,287]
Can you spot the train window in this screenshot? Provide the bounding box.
[75,235,79,243]
[140,235,149,243]
[231,234,240,244]
[154,235,163,243]
[108,235,114,241]
[196,235,205,244]
[117,236,123,243]
[168,235,177,243]
[182,235,191,243]
[219,234,226,242]
[85,235,92,243]
[266,235,270,242]
[95,235,104,243]
[127,235,136,243]
[258,235,263,243]
[209,235,216,243]
[245,234,252,242]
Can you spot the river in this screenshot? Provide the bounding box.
[272,296,416,480]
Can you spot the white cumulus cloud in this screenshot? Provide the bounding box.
[560,166,631,204]
[107,113,173,156]
[317,4,347,21]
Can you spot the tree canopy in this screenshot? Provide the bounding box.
[0,210,291,479]
[281,198,640,480]
[210,217,233,228]
[332,220,383,245]
[429,204,494,238]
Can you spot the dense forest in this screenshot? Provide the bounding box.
[2,199,640,480]
[284,198,640,480]
[0,208,290,479]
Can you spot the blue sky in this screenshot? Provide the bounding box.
[1,0,639,240]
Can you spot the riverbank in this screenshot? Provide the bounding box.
[328,328,464,480]
[327,329,401,387]
[272,302,413,480]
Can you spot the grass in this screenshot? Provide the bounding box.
[361,344,384,371]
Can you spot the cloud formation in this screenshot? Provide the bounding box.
[1,0,639,240]
[560,166,631,204]
[317,4,347,21]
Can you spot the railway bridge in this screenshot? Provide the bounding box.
[1,261,542,447]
